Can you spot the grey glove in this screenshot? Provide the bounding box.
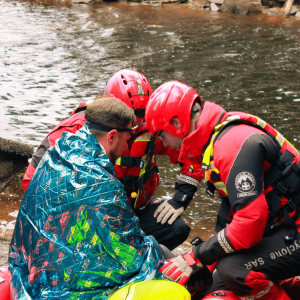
[154,199,185,225]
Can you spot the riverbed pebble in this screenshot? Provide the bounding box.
[8,210,18,218]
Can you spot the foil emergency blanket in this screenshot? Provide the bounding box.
[9,126,165,299]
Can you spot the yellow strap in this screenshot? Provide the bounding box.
[115,157,121,166]
[202,141,214,169]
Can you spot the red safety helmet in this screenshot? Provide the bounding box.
[145,81,202,138]
[103,69,152,119]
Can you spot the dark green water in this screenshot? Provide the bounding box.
[1,0,300,248]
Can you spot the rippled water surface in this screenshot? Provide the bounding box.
[1,0,300,241]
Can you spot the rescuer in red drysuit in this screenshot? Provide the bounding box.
[22,70,200,250]
[147,81,300,300]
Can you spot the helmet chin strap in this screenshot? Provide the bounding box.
[194,116,200,131]
[145,134,156,173]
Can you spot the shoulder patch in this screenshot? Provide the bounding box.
[235,172,258,198]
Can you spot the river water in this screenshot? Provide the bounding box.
[1,0,300,245]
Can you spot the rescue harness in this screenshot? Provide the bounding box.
[115,124,158,209]
[201,114,300,241]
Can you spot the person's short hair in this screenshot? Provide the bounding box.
[191,100,202,122]
[85,97,137,138]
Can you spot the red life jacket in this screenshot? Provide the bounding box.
[22,113,86,191]
[181,102,300,240]
[115,123,179,209]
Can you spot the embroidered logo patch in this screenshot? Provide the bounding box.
[189,165,194,174]
[235,172,258,198]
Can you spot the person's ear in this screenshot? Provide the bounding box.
[106,129,118,146]
[170,116,182,129]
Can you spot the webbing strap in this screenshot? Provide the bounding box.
[116,156,144,169]
[123,176,145,196]
[145,135,156,173]
[265,151,296,222]
[283,207,299,241]
[206,181,216,197]
[265,159,300,241]
[140,165,159,185]
[264,150,295,191]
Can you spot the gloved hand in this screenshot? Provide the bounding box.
[159,251,203,286]
[153,199,184,225]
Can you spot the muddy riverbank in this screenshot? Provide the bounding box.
[0,173,24,265]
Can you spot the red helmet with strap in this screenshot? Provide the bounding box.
[145,81,202,138]
[104,69,152,119]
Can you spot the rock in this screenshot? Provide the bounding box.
[6,221,15,230]
[72,0,94,4]
[265,6,284,15]
[0,138,33,185]
[0,138,33,159]
[8,211,18,218]
[283,0,296,16]
[0,160,14,182]
[261,0,284,5]
[210,2,220,10]
[249,1,263,14]
[221,0,250,15]
[283,2,298,14]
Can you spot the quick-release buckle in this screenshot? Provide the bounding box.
[123,157,144,169]
[139,160,144,169]
[276,182,288,195]
[285,198,298,213]
[128,157,135,168]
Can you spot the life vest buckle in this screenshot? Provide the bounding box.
[276,182,288,195]
[285,198,298,213]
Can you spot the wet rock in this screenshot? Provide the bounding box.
[283,2,298,14]
[262,0,284,5]
[221,0,250,15]
[210,2,220,10]
[249,1,263,14]
[71,0,102,4]
[0,161,14,182]
[0,138,33,189]
[0,138,33,159]
[264,6,284,14]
